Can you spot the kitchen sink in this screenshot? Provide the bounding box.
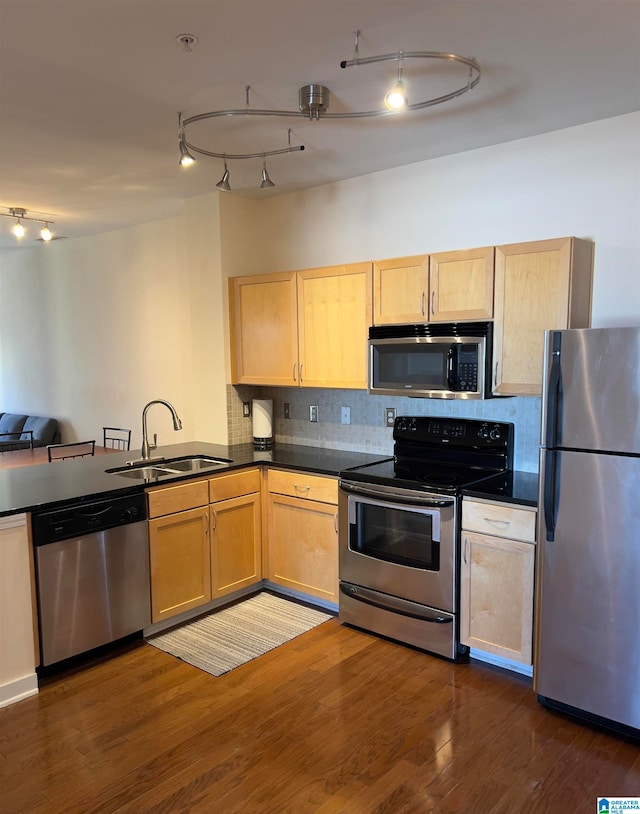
[159,456,231,472]
[106,455,232,479]
[108,466,173,480]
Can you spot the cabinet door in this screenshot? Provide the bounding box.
[460,531,535,665]
[267,493,339,603]
[149,506,211,623]
[297,263,372,389]
[493,237,593,395]
[429,247,494,321]
[373,256,429,325]
[211,492,262,598]
[229,272,298,386]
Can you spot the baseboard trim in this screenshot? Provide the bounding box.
[0,672,39,708]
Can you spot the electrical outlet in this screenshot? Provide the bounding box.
[309,405,318,422]
[341,406,351,425]
[283,402,291,419]
[385,407,396,427]
[242,401,251,417]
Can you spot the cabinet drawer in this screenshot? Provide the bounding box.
[463,499,536,543]
[267,469,338,505]
[147,479,209,519]
[209,467,261,502]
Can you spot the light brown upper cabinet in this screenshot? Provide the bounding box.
[230,263,372,389]
[493,237,593,396]
[229,272,298,386]
[373,247,494,325]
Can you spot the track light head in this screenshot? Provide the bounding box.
[40,224,52,241]
[179,140,196,166]
[216,158,231,191]
[12,220,25,238]
[260,157,275,188]
[384,78,408,111]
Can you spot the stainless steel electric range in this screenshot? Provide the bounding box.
[338,416,514,660]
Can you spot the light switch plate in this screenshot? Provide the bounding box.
[283,402,291,419]
[309,405,318,422]
[243,401,251,417]
[341,406,351,425]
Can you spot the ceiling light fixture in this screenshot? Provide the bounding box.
[1,206,58,241]
[384,57,408,111]
[176,30,480,189]
[260,155,275,189]
[216,157,231,191]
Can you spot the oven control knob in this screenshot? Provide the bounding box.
[489,427,501,440]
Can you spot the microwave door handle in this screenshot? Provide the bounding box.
[446,346,457,390]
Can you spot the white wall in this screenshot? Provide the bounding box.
[240,112,640,327]
[0,212,230,446]
[1,112,638,449]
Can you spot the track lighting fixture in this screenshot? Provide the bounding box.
[179,140,196,167]
[384,59,408,111]
[1,207,60,242]
[260,156,275,189]
[216,157,231,191]
[176,30,480,190]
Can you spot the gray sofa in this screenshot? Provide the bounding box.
[0,412,60,450]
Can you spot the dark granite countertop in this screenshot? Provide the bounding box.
[463,470,539,508]
[0,441,390,517]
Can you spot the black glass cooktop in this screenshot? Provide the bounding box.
[342,458,510,496]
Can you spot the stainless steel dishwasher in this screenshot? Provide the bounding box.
[32,492,150,667]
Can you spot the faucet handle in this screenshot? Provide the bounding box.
[151,433,158,450]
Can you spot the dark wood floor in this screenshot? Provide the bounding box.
[1,618,638,813]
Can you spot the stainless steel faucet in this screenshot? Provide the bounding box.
[140,399,183,461]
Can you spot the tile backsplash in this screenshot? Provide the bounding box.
[228,384,541,473]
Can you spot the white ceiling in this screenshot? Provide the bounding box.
[0,0,639,248]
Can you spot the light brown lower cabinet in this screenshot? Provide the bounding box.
[148,505,211,623]
[460,498,537,665]
[210,492,261,597]
[147,469,262,624]
[266,470,339,604]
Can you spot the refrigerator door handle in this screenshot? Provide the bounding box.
[545,331,563,449]
[543,450,559,542]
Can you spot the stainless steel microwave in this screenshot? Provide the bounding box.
[368,321,493,399]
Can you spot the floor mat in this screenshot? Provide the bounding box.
[147,592,333,676]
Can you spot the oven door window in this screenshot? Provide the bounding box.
[348,496,441,571]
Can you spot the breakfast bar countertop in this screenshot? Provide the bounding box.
[0,441,391,517]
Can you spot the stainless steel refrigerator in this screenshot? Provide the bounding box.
[535,326,640,734]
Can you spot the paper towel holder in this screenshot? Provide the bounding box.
[252,398,274,450]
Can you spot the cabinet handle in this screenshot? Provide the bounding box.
[431,290,435,317]
[484,517,511,528]
[494,361,499,387]
[292,363,297,382]
[334,511,339,534]
[463,536,468,564]
[294,484,311,495]
[211,509,216,531]
[421,292,426,318]
[299,364,304,383]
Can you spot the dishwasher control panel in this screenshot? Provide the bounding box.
[32,492,147,545]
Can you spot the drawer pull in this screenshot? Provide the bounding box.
[294,484,311,494]
[484,517,511,528]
